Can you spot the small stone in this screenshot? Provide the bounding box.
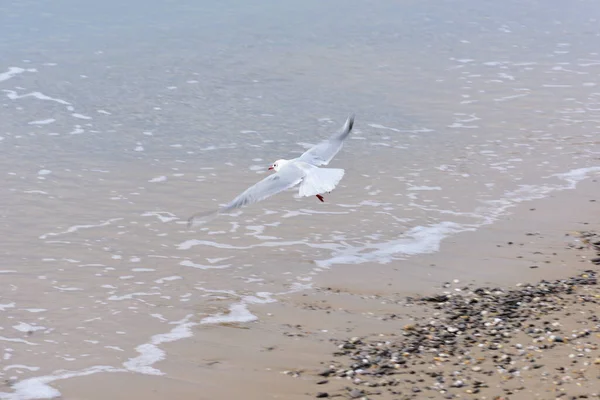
[316,380,328,385]
[318,368,333,377]
[349,389,363,398]
[412,387,422,393]
[316,392,329,398]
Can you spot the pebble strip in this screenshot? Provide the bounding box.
[314,232,600,399]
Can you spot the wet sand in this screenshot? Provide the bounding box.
[47,177,600,399]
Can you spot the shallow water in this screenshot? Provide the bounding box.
[1,0,600,397]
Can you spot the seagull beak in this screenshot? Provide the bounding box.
[268,166,274,170]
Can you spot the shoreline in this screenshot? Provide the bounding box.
[6,178,599,400]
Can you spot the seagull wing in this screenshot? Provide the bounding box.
[297,114,354,167]
[188,165,304,227]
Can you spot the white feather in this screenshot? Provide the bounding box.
[298,167,345,197]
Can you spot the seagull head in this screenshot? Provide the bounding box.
[268,159,288,172]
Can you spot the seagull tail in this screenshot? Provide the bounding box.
[298,167,345,197]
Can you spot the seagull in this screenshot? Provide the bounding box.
[187,115,355,227]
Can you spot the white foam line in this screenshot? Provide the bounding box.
[179,260,231,270]
[108,292,160,301]
[494,93,529,102]
[123,315,196,375]
[2,90,71,105]
[200,292,276,324]
[281,209,349,218]
[0,67,36,82]
[0,336,38,346]
[550,166,600,183]
[0,270,17,273]
[23,190,48,195]
[1,302,16,311]
[368,123,401,132]
[154,275,182,284]
[176,239,339,252]
[407,186,442,191]
[3,365,40,372]
[0,290,290,399]
[200,303,256,324]
[141,211,178,222]
[0,366,123,400]
[52,286,83,292]
[28,119,56,125]
[13,323,46,333]
[542,84,572,88]
[317,221,471,268]
[0,315,212,398]
[315,166,600,268]
[71,113,92,120]
[148,176,167,183]
[370,142,391,147]
[408,203,482,219]
[282,208,350,218]
[206,257,232,264]
[39,218,123,239]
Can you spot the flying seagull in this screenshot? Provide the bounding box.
[188,115,354,227]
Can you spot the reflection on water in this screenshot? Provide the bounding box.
[1,0,600,397]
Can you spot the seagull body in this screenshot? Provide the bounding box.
[188,115,354,227]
